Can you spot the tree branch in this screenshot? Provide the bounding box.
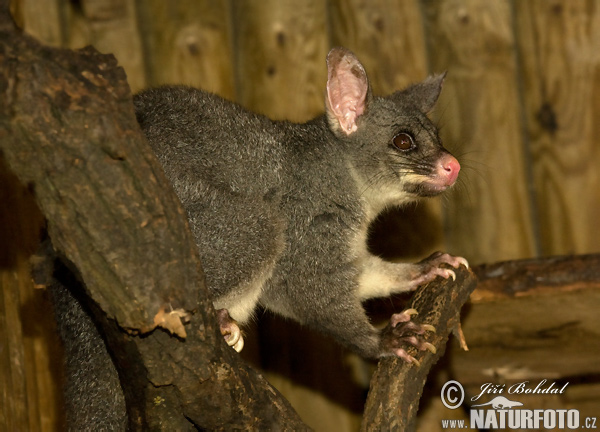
[473,253,600,300]
[361,266,478,431]
[0,16,307,431]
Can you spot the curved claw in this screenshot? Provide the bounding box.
[223,322,244,352]
[391,308,418,327]
[412,252,469,288]
[456,257,469,269]
[394,348,420,366]
[438,253,469,270]
[423,342,437,354]
[217,308,245,353]
[445,269,457,281]
[231,333,244,352]
[422,324,436,333]
[404,308,418,317]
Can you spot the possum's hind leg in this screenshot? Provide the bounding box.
[184,191,285,351]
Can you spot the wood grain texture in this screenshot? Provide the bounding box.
[232,0,328,121]
[62,0,147,92]
[136,0,235,99]
[329,0,429,94]
[0,159,58,431]
[421,0,536,264]
[0,271,29,431]
[10,0,63,46]
[514,0,600,255]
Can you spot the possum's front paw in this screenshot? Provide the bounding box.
[216,308,244,352]
[379,308,436,365]
[409,251,469,289]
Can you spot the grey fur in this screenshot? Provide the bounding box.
[133,47,459,359]
[49,274,127,431]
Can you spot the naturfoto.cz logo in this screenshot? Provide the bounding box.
[440,380,597,430]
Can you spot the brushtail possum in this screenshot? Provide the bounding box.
[133,47,467,363]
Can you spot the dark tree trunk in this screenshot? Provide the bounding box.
[0,8,308,431]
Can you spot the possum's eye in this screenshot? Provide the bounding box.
[392,133,414,151]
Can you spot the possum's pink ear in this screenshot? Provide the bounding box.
[325,47,370,136]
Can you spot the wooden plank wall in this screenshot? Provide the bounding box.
[4,0,600,431]
[11,0,600,260]
[515,0,600,256]
[0,161,60,430]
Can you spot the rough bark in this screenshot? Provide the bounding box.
[473,253,600,300]
[0,9,307,431]
[361,266,478,431]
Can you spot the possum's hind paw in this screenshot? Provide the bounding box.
[379,309,436,366]
[409,251,469,289]
[217,308,244,352]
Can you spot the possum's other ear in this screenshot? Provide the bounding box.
[395,72,446,113]
[325,47,371,136]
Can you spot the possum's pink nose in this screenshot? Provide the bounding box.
[439,154,460,186]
